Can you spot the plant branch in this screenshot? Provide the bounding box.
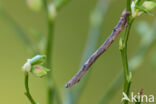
[24,73,37,104]
[65,10,130,88]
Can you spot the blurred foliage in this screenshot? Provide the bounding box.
[0,8,35,53]
[0,0,156,104]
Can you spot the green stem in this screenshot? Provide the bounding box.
[46,18,56,104]
[120,1,132,104]
[127,0,131,12]
[120,18,133,104]
[24,73,37,104]
[43,1,61,104]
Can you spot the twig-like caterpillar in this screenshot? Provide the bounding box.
[65,10,130,88]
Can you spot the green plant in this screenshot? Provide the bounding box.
[1,0,156,104]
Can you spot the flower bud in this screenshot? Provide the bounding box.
[143,1,156,11]
[22,55,46,72]
[48,4,56,21]
[23,59,31,72]
[26,0,42,12]
[29,55,46,65]
[22,55,50,77]
[31,65,50,77]
[131,1,143,18]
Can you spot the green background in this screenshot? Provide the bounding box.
[0,0,156,104]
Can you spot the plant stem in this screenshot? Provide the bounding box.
[25,73,37,104]
[119,1,133,104]
[127,0,131,12]
[120,17,133,104]
[46,18,56,104]
[42,1,61,104]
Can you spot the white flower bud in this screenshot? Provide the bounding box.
[48,4,56,21]
[22,55,49,77]
[131,1,143,18]
[23,59,31,72]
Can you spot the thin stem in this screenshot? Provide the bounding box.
[120,18,133,104]
[46,19,54,76]
[43,1,61,104]
[24,73,37,104]
[120,1,132,103]
[127,0,131,12]
[46,19,57,104]
[65,10,130,88]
